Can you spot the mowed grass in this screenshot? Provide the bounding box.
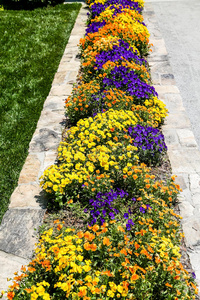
[0,3,81,223]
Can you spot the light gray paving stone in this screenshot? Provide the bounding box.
[162,128,179,148]
[29,128,61,152]
[182,217,200,248]
[178,200,194,220]
[154,84,180,94]
[9,184,46,209]
[160,73,176,85]
[0,209,45,259]
[49,84,74,96]
[0,251,29,293]
[18,154,41,184]
[163,93,186,113]
[190,173,200,190]
[43,96,66,111]
[164,112,191,129]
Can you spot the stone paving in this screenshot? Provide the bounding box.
[144,2,200,289]
[1,0,200,297]
[0,2,87,295]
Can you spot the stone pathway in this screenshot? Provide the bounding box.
[1,0,200,297]
[144,2,200,290]
[0,2,87,295]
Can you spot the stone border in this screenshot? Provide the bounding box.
[144,2,200,290]
[0,3,87,293]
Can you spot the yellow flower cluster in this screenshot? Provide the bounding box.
[93,5,144,24]
[40,110,139,200]
[5,220,198,299]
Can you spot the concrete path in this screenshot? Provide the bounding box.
[0,3,87,295]
[144,1,200,290]
[145,0,200,150]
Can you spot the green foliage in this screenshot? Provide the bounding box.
[0,0,64,10]
[0,3,81,223]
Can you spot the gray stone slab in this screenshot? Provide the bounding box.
[0,209,45,259]
[163,93,186,113]
[0,251,29,293]
[29,128,61,152]
[164,112,191,129]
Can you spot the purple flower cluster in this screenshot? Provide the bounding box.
[123,207,135,231]
[128,125,167,164]
[95,40,147,70]
[85,20,106,35]
[87,189,128,225]
[103,66,157,103]
[90,0,142,19]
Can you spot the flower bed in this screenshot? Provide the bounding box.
[1,0,198,299]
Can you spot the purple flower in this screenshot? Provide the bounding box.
[127,125,167,165]
[86,20,106,35]
[127,219,134,226]
[102,66,157,104]
[126,219,134,230]
[88,189,128,225]
[140,207,146,213]
[124,213,129,219]
[192,272,196,279]
[126,224,131,231]
[95,40,147,70]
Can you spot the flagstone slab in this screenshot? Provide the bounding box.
[0,209,45,259]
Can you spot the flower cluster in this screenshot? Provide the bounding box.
[127,124,167,165]
[2,0,198,299]
[3,219,197,300]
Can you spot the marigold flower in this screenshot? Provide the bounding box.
[7,292,15,300]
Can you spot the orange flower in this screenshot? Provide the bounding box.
[90,243,97,251]
[57,224,63,231]
[67,199,73,204]
[84,242,97,251]
[78,287,87,297]
[77,231,84,238]
[133,174,138,180]
[53,219,59,224]
[103,237,111,246]
[7,292,15,300]
[120,248,127,256]
[27,266,36,273]
[101,270,113,277]
[131,274,139,281]
[117,226,125,232]
[114,253,120,257]
[92,224,99,232]
[134,242,140,250]
[165,283,173,288]
[84,232,95,241]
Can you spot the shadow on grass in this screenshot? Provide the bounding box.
[0,0,64,10]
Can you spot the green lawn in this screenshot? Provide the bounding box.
[0,3,81,223]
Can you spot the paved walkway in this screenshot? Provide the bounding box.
[144,1,200,290]
[1,0,200,297]
[146,0,200,150]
